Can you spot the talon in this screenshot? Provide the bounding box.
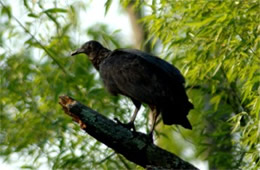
[114,118,124,125]
[114,118,136,131]
[125,122,136,132]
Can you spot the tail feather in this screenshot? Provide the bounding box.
[160,101,193,129]
[180,117,192,129]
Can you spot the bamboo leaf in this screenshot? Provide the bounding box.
[28,13,38,18]
[104,0,112,15]
[42,8,67,14]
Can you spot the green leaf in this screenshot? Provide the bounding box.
[42,8,67,14]
[28,13,38,18]
[104,0,112,15]
[21,165,34,169]
[1,4,12,19]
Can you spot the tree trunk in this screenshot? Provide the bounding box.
[59,95,198,169]
[126,3,152,52]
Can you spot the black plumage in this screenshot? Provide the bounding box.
[71,40,193,136]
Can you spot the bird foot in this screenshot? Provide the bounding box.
[114,118,136,132]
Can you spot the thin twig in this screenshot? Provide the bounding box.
[0,0,69,75]
[97,152,116,164]
[0,1,87,97]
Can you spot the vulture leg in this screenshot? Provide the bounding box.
[114,99,141,132]
[148,106,160,140]
[126,99,141,131]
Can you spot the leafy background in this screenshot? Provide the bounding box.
[0,0,259,169]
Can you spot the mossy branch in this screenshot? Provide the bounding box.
[59,95,197,169]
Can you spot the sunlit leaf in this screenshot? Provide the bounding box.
[42,8,67,14]
[104,0,112,15]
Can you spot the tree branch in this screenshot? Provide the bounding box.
[59,95,198,169]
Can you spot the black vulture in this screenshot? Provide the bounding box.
[71,40,193,137]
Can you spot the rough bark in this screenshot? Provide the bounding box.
[59,95,198,169]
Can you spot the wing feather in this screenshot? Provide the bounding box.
[99,50,183,105]
[117,49,185,84]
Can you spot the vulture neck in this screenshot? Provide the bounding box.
[91,48,111,70]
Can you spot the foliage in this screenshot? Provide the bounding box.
[121,0,259,169]
[0,0,259,169]
[0,0,135,169]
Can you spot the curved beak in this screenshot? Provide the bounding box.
[71,48,84,56]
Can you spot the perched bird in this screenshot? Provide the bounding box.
[71,40,193,137]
